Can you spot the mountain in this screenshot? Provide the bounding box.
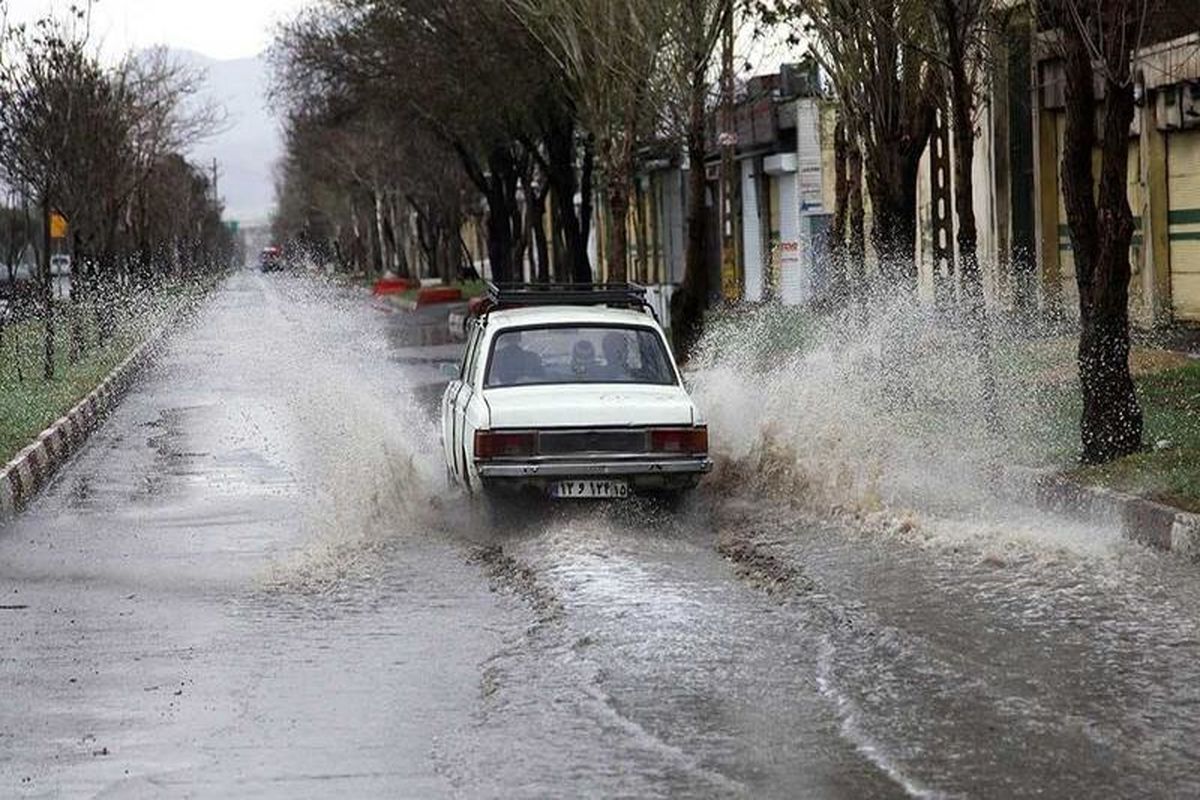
[162,49,280,226]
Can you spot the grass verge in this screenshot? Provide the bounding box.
[1006,335,1200,512]
[1071,359,1200,512]
[0,284,201,464]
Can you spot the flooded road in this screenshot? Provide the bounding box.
[3,271,1199,798]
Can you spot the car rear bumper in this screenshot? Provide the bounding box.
[476,456,712,493]
[477,456,711,478]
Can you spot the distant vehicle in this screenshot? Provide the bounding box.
[441,283,711,506]
[50,254,71,276]
[259,246,284,272]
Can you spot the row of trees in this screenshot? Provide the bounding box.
[273,0,1154,465]
[759,0,1151,464]
[270,0,728,349]
[0,4,232,379]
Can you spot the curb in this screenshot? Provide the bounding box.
[1001,464,1200,561]
[0,296,201,521]
[375,290,468,315]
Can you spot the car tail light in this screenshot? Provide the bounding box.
[474,430,537,460]
[649,426,708,455]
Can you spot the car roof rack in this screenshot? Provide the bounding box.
[483,282,655,316]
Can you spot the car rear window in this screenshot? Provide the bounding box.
[485,325,677,388]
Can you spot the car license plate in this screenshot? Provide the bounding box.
[549,480,629,499]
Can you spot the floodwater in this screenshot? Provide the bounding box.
[2,270,1199,798]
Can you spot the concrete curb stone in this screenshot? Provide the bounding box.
[0,470,12,513]
[0,294,202,521]
[1000,463,1199,562]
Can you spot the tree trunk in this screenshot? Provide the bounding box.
[544,120,593,283]
[349,195,364,273]
[847,138,866,292]
[672,62,711,359]
[633,179,649,284]
[388,193,410,278]
[942,5,998,432]
[373,188,391,275]
[530,185,550,283]
[866,147,912,286]
[482,145,524,284]
[831,118,850,300]
[945,4,981,302]
[1060,6,1142,464]
[606,178,630,283]
[69,230,83,363]
[577,135,596,282]
[484,186,516,284]
[40,202,54,380]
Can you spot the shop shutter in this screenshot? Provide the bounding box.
[1168,129,1200,321]
[741,160,764,302]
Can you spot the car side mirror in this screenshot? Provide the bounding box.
[440,362,460,379]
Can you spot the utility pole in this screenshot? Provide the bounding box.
[211,159,220,207]
[719,0,740,302]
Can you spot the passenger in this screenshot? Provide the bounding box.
[600,332,631,381]
[491,331,543,385]
[571,339,599,378]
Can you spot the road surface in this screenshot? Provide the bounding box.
[2,271,1199,798]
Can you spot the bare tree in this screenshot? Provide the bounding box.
[1039,0,1146,463]
[274,0,571,284]
[508,0,669,282]
[756,0,937,288]
[0,10,229,373]
[662,0,730,356]
[0,12,98,377]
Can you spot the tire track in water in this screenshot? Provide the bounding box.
[715,500,1200,798]
[441,506,906,799]
[455,533,750,798]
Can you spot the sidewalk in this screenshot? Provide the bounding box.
[0,280,214,517]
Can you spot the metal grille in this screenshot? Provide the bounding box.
[537,430,648,456]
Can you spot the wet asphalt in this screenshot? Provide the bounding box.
[2,270,1200,798]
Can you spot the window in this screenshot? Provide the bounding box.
[485,325,677,388]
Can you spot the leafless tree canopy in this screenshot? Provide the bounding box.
[0,5,232,379]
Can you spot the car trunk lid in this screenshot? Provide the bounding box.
[482,383,695,430]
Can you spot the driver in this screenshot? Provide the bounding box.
[491,330,544,385]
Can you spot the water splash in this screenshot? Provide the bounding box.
[252,279,451,595]
[689,298,1107,553]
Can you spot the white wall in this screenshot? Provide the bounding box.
[741,159,764,302]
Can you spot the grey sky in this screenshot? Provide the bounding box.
[5,0,308,60]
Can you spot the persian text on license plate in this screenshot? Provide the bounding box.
[550,480,630,499]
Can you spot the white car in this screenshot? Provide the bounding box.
[441,284,711,503]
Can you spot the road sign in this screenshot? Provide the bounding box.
[49,212,68,239]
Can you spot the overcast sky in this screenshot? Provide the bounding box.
[5,0,309,61]
[6,1,799,67]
